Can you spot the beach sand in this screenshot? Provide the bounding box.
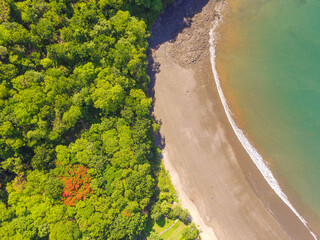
[148,0,318,239]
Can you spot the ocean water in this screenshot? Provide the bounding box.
[213,0,320,231]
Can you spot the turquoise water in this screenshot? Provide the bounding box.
[217,0,320,219]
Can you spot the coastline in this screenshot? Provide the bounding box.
[209,3,318,239]
[161,150,218,240]
[148,0,319,239]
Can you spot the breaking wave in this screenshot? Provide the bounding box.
[208,4,317,239]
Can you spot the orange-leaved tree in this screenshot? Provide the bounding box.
[60,164,93,206]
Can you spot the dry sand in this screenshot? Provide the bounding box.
[148,0,318,239]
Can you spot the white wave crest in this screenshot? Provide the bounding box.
[209,3,318,239]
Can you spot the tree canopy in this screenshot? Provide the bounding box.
[0,0,196,239]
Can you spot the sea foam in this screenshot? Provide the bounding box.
[209,3,318,239]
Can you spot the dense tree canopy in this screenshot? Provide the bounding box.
[0,0,197,239]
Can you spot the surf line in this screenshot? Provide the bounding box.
[208,4,318,240]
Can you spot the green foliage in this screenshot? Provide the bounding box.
[0,46,8,59]
[49,221,81,240]
[31,144,55,170]
[151,202,163,221]
[0,0,199,239]
[158,165,177,202]
[30,18,55,45]
[62,106,82,130]
[147,231,163,240]
[0,0,10,23]
[170,204,190,223]
[182,223,199,240]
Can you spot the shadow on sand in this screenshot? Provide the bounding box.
[149,0,211,49]
[147,0,211,151]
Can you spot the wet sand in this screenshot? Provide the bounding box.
[148,0,318,239]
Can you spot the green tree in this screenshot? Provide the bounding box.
[30,18,55,45]
[147,231,163,240]
[170,204,190,223]
[31,145,55,170]
[160,200,171,216]
[182,223,199,240]
[0,0,10,22]
[49,221,81,240]
[62,106,82,130]
[151,202,162,221]
[0,46,8,59]
[0,1,199,239]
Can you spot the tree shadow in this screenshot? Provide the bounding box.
[148,0,212,152]
[156,215,166,227]
[149,0,211,50]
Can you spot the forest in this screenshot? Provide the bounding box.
[0,0,199,239]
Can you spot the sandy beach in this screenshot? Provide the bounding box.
[148,0,318,239]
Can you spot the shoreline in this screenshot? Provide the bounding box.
[148,0,319,239]
[162,150,218,239]
[209,3,318,239]
[214,0,320,236]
